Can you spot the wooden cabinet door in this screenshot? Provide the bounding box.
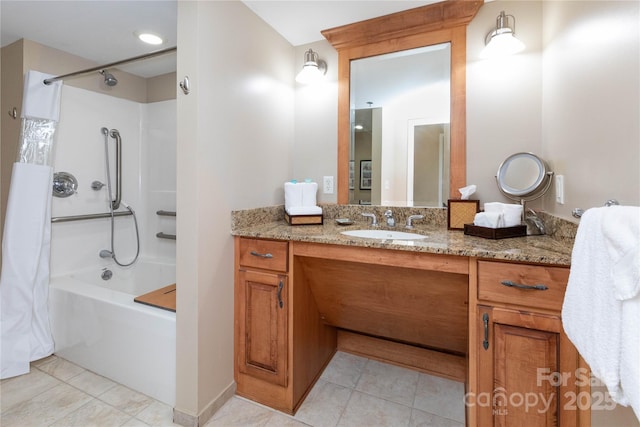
[477,305,574,427]
[237,269,288,387]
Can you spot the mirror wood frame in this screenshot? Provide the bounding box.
[322,0,483,205]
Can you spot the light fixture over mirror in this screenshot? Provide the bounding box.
[296,49,327,84]
[480,11,525,59]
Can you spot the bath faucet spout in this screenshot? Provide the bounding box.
[99,249,113,258]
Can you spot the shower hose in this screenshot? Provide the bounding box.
[103,128,140,267]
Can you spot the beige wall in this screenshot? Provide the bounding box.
[175,0,294,420]
[542,0,639,219]
[293,40,338,204]
[0,40,24,262]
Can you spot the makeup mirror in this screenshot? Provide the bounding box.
[496,152,553,203]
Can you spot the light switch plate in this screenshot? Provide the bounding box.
[555,175,564,204]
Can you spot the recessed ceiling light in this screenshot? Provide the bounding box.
[137,32,163,45]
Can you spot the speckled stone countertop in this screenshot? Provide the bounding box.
[231,205,576,266]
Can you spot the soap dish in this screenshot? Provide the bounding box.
[335,218,354,226]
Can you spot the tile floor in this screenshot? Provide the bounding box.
[1,351,465,427]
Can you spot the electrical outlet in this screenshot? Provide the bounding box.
[323,176,334,194]
[555,175,564,204]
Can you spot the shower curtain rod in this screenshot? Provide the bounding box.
[43,46,177,85]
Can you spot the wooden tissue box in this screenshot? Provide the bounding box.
[284,210,323,226]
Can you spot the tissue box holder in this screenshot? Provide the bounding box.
[447,199,479,230]
[463,224,527,239]
[284,210,323,226]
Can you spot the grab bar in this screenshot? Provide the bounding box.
[156,210,176,216]
[110,129,122,210]
[156,232,176,240]
[52,210,132,223]
[572,199,619,218]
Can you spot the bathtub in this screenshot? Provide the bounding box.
[48,260,176,405]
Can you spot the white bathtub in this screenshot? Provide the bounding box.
[49,260,176,405]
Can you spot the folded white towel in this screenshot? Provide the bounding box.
[562,206,640,417]
[483,202,504,213]
[284,182,303,212]
[286,206,322,216]
[21,70,62,121]
[300,182,318,207]
[480,202,522,227]
[473,212,504,228]
[502,204,523,227]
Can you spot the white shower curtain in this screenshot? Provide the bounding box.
[0,70,62,379]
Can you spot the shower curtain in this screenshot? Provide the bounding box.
[0,70,62,379]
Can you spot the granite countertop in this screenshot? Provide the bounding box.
[231,206,574,266]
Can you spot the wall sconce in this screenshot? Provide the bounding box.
[295,49,327,84]
[480,11,525,59]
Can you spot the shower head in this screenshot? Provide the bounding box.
[99,69,118,87]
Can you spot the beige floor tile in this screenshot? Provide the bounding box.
[1,382,92,427]
[320,351,367,389]
[136,400,181,426]
[0,368,61,412]
[294,379,352,427]
[31,354,57,368]
[36,355,85,381]
[50,398,131,426]
[337,391,411,427]
[122,417,151,426]
[409,408,464,427]
[355,359,419,406]
[205,396,274,426]
[67,370,118,397]
[265,411,310,426]
[413,374,465,423]
[99,384,154,416]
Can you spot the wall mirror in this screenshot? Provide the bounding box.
[350,43,451,206]
[322,0,483,206]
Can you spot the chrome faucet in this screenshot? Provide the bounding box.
[361,212,378,227]
[384,210,395,227]
[524,209,545,235]
[405,214,424,229]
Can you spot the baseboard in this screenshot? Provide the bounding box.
[173,381,237,427]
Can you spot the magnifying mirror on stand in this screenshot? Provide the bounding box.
[495,152,554,235]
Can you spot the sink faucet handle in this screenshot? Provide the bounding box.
[406,214,425,229]
[361,212,378,226]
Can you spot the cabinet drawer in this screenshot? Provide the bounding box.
[239,238,288,272]
[477,260,569,312]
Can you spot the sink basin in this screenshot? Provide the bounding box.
[340,229,427,240]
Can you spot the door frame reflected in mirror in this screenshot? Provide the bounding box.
[322,0,483,205]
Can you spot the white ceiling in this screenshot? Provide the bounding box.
[0,0,436,78]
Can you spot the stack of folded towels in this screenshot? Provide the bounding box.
[473,202,523,228]
[284,181,323,216]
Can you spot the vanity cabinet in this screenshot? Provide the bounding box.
[234,237,337,414]
[470,260,588,426]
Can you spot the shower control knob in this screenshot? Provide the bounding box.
[52,172,78,198]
